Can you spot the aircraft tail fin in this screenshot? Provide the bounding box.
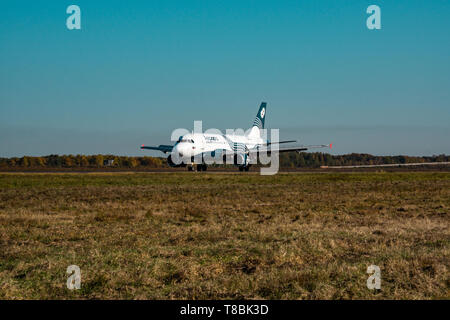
[247,102,267,137]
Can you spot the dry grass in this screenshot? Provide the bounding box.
[0,172,448,299]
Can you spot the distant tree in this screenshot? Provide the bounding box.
[36,157,45,167]
[129,158,138,168]
[112,156,120,167]
[121,157,129,167]
[46,155,62,167]
[95,155,104,167]
[21,156,30,167]
[63,155,74,167]
[324,153,332,166]
[297,154,306,167]
[80,155,89,167]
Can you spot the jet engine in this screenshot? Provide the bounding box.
[167,154,186,167]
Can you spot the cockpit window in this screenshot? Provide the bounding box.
[177,138,194,144]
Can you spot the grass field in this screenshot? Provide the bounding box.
[0,172,448,299]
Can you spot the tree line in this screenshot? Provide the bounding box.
[0,155,164,168]
[0,153,448,169]
[279,153,449,168]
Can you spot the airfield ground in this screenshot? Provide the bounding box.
[0,172,448,299]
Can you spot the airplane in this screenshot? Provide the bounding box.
[140,102,332,171]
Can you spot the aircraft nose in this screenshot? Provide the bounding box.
[176,143,189,158]
[173,145,182,157]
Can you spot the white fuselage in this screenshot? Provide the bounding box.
[172,132,265,164]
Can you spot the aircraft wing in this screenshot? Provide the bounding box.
[140,144,173,154]
[249,143,332,154]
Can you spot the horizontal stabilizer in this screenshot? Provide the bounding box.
[264,140,297,146]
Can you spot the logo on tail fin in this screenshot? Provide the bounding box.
[253,102,267,130]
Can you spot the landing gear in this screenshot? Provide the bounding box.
[196,164,207,171]
[239,165,250,172]
[187,166,194,171]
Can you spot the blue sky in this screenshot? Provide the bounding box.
[1,0,449,157]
